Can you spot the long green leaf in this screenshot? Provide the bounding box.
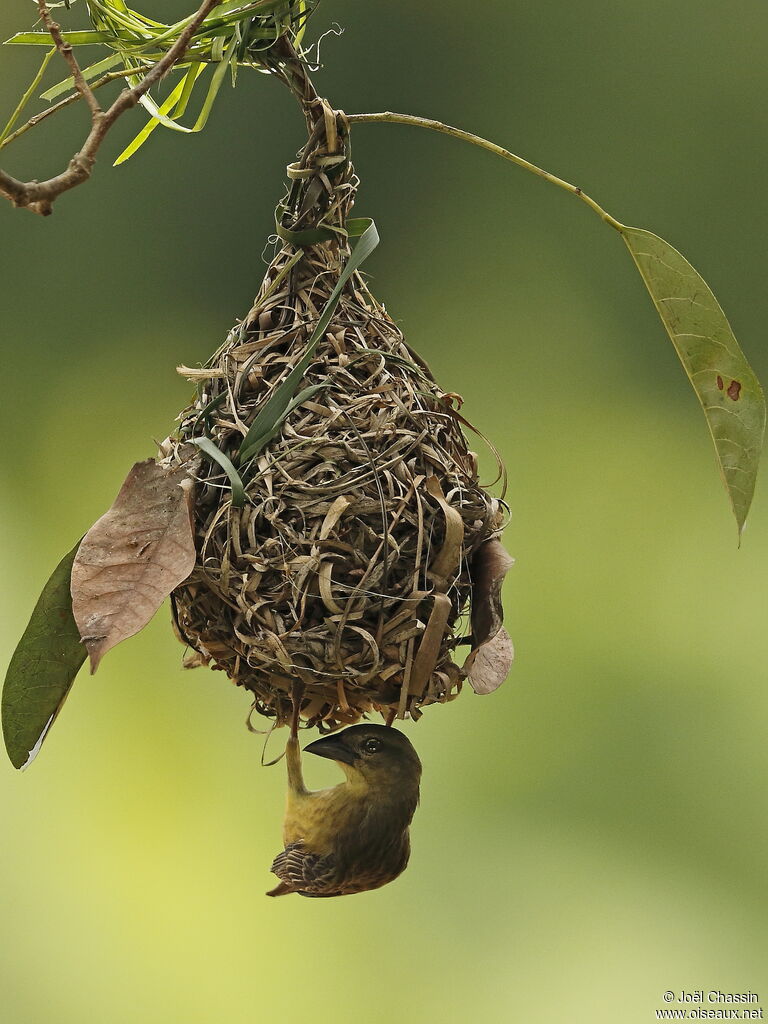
[41,51,125,102]
[190,435,246,508]
[239,219,379,463]
[0,45,56,146]
[2,541,86,770]
[195,390,228,430]
[239,381,328,463]
[114,65,205,164]
[135,85,199,134]
[173,60,203,119]
[622,226,766,534]
[113,30,236,165]
[5,31,120,46]
[187,30,239,132]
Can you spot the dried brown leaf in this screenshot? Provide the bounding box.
[71,459,197,672]
[425,476,464,588]
[470,537,514,648]
[464,628,514,694]
[408,593,452,697]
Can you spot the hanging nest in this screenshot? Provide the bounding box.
[164,91,512,732]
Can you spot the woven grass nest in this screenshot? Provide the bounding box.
[165,103,512,732]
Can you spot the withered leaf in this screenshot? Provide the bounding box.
[425,476,464,589]
[71,459,197,672]
[465,628,514,695]
[462,537,514,696]
[470,537,514,648]
[408,592,453,697]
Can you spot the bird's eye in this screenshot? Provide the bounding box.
[362,737,383,755]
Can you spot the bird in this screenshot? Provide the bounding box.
[267,721,422,898]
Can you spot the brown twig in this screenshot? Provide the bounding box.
[0,0,222,216]
[36,1,103,118]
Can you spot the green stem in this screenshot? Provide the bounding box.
[0,45,57,146]
[345,111,626,234]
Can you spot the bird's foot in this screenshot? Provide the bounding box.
[290,680,305,739]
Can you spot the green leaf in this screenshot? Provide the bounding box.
[195,390,228,431]
[190,436,246,508]
[40,51,125,102]
[5,30,120,46]
[0,45,56,147]
[622,226,766,534]
[239,220,379,463]
[2,541,86,770]
[172,60,203,119]
[239,381,328,464]
[114,65,205,164]
[113,29,237,165]
[186,30,239,132]
[134,85,199,134]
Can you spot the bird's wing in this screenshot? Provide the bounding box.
[270,841,338,895]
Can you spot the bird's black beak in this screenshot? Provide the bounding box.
[304,734,357,765]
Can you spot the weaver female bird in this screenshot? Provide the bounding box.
[267,720,422,898]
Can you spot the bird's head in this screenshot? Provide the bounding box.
[304,724,422,790]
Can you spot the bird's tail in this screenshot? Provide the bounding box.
[266,881,294,897]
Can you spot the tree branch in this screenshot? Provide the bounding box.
[0,0,222,216]
[36,1,103,118]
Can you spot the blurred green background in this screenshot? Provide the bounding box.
[2,2,767,1022]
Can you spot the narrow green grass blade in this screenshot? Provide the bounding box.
[208,0,288,19]
[2,541,86,770]
[190,436,246,508]
[101,0,161,27]
[189,32,239,132]
[346,218,376,237]
[0,45,56,146]
[622,225,766,534]
[87,0,157,35]
[258,249,304,304]
[194,391,228,430]
[5,31,120,46]
[239,220,379,462]
[294,0,310,45]
[114,65,205,164]
[239,382,328,463]
[41,52,125,102]
[173,60,203,118]
[135,88,198,133]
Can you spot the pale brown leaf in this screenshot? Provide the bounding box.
[408,592,452,697]
[461,537,514,695]
[425,476,464,588]
[470,536,514,648]
[464,628,514,694]
[71,459,197,672]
